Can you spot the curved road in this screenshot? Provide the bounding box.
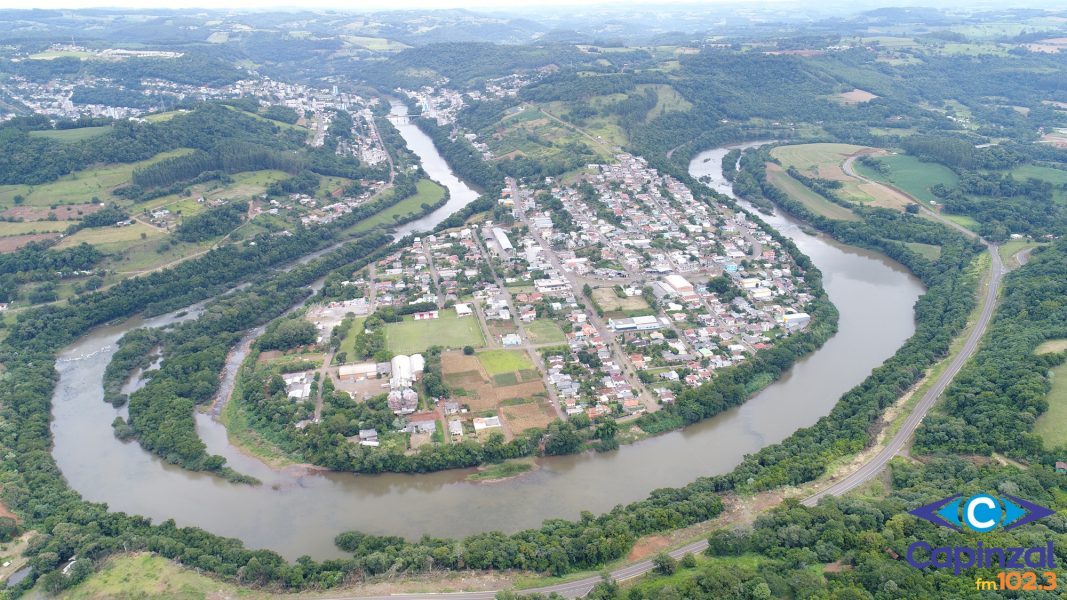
[321,155,1006,600]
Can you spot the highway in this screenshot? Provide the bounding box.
[323,155,1007,600]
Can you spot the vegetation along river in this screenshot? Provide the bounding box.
[49,137,923,561]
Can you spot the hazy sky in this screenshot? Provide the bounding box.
[0,0,789,10]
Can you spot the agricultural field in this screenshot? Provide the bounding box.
[55,221,162,251]
[1010,164,1067,204]
[833,89,878,104]
[0,220,76,236]
[764,163,859,221]
[478,349,534,377]
[1032,347,1067,448]
[525,319,566,344]
[0,148,195,209]
[638,84,693,121]
[351,179,445,233]
[770,143,887,205]
[441,350,552,435]
[27,125,114,142]
[342,35,410,51]
[384,308,485,355]
[853,153,959,204]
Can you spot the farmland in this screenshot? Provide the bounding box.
[764,163,859,221]
[853,153,959,204]
[384,308,485,354]
[478,349,534,376]
[0,148,195,209]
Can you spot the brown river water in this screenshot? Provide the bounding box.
[49,134,923,560]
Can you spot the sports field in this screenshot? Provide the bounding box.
[384,308,485,354]
[765,163,859,221]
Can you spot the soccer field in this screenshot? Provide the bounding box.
[384,308,485,354]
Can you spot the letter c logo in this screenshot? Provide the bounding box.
[964,495,1000,532]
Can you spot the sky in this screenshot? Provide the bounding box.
[0,0,816,10]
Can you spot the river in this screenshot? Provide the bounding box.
[49,139,923,561]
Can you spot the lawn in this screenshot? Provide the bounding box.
[384,308,484,354]
[1032,358,1067,448]
[352,179,446,233]
[765,164,859,221]
[28,125,113,143]
[526,319,566,344]
[855,154,959,204]
[0,148,195,209]
[478,349,534,376]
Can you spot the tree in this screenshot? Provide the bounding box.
[463,345,475,355]
[652,552,676,575]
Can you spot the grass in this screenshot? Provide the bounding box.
[0,148,194,209]
[0,220,76,236]
[1033,359,1067,448]
[342,35,410,51]
[639,84,693,122]
[351,179,446,233]
[466,458,534,482]
[765,164,859,221]
[998,239,1044,264]
[338,316,367,359]
[942,214,980,232]
[1010,164,1067,204]
[478,349,534,376]
[1036,340,1067,355]
[905,242,942,260]
[40,553,248,599]
[219,365,299,469]
[526,319,566,344]
[770,143,867,176]
[55,222,162,251]
[855,154,959,204]
[28,125,113,143]
[384,308,485,354]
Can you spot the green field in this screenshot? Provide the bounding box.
[1011,164,1067,204]
[905,242,942,260]
[28,125,114,143]
[942,214,980,231]
[0,220,76,236]
[770,143,867,176]
[638,84,693,122]
[1033,358,1067,448]
[342,35,411,51]
[526,319,566,344]
[38,553,248,599]
[765,164,859,221]
[337,316,367,358]
[352,179,446,232]
[384,308,484,354]
[0,148,194,209]
[856,154,959,204]
[55,221,162,251]
[478,349,534,376]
